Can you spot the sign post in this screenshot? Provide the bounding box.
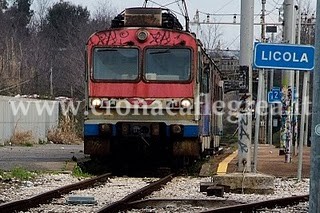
[253,42,314,163]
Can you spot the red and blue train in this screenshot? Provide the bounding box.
[84,7,224,167]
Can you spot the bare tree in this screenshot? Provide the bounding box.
[91,0,116,31]
[300,0,315,45]
[0,0,35,95]
[29,0,52,31]
[0,0,117,98]
[199,22,223,51]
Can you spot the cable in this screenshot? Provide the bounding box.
[214,0,236,14]
[198,11,261,17]
[145,0,185,17]
[265,0,282,16]
[225,34,240,49]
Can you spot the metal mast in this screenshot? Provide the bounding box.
[238,0,254,172]
[309,0,320,211]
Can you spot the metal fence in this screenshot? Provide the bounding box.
[0,96,59,145]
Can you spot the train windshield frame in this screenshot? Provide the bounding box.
[92,47,139,81]
[144,48,192,82]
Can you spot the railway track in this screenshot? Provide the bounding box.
[0,173,174,213]
[200,194,309,213]
[120,195,308,212]
[0,171,309,213]
[0,173,111,213]
[97,173,174,212]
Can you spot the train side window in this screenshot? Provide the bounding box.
[200,67,210,93]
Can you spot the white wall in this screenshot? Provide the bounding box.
[0,96,59,145]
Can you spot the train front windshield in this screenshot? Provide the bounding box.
[145,48,191,81]
[93,48,139,80]
[92,47,191,82]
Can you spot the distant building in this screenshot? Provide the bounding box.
[209,49,243,93]
[209,48,259,95]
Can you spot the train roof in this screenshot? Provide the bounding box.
[111,7,183,31]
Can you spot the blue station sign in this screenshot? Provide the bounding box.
[254,43,315,71]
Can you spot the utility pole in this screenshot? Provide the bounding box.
[194,10,200,36]
[297,71,308,181]
[50,66,53,97]
[253,0,266,173]
[281,0,295,163]
[267,28,276,146]
[294,2,301,156]
[238,0,254,173]
[260,0,267,146]
[309,0,320,211]
[296,0,303,181]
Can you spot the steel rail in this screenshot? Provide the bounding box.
[127,198,242,209]
[0,173,112,213]
[200,194,309,213]
[97,173,174,213]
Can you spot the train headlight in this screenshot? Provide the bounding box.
[136,29,148,42]
[99,123,112,136]
[171,124,183,135]
[91,98,102,107]
[180,99,191,108]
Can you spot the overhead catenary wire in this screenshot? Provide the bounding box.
[190,0,299,50]
[144,0,185,17]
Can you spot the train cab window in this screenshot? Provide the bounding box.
[93,48,139,81]
[145,48,191,81]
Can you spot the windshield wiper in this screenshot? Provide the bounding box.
[96,49,118,52]
[150,48,171,55]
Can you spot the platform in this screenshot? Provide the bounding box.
[227,144,311,178]
[210,172,274,194]
[200,144,311,194]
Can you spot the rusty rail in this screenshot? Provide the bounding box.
[97,173,174,213]
[0,173,112,213]
[200,194,309,213]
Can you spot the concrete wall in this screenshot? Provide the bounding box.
[0,96,59,145]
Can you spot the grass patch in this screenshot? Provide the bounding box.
[72,165,91,178]
[38,139,48,145]
[11,167,35,180]
[0,167,35,181]
[0,169,4,178]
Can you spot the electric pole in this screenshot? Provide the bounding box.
[309,0,320,211]
[296,0,303,181]
[253,0,267,173]
[281,0,295,163]
[50,66,53,97]
[238,0,254,173]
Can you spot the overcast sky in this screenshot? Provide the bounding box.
[39,0,317,49]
